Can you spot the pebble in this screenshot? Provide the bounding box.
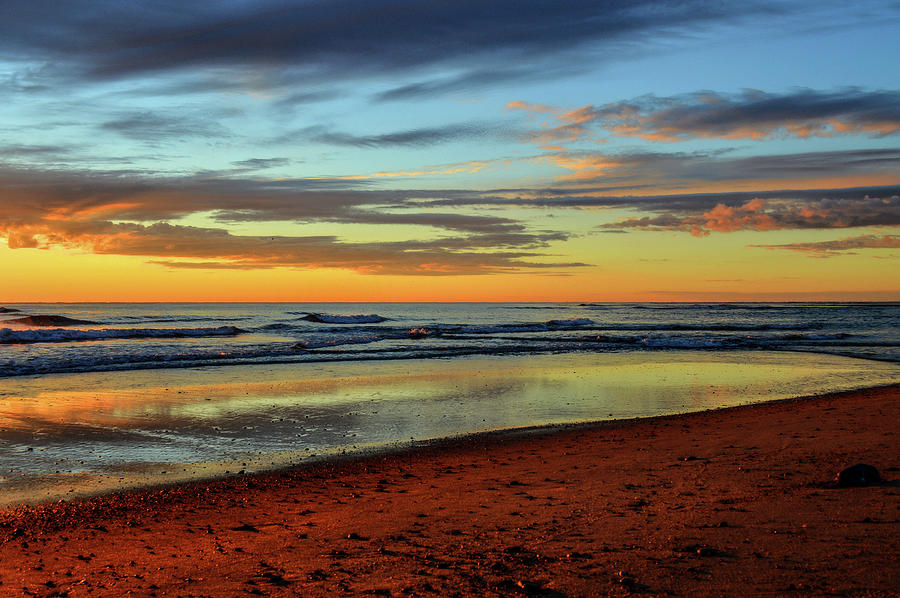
[835,463,881,487]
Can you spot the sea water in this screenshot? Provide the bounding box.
[2,302,897,377]
[0,303,897,505]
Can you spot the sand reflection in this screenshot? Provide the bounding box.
[1,351,897,506]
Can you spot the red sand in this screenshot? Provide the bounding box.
[1,384,898,597]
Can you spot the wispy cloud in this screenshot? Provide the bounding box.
[100,111,230,142]
[537,148,900,187]
[0,164,581,275]
[600,195,900,236]
[596,89,900,141]
[0,1,787,96]
[750,234,900,256]
[511,89,900,145]
[298,123,495,148]
[229,158,291,171]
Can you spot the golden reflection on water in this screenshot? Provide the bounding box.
[0,351,897,433]
[0,351,897,507]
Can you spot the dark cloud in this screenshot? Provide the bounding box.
[299,123,495,148]
[750,234,900,256]
[599,195,900,236]
[3,218,581,276]
[534,148,900,187]
[0,144,72,157]
[0,1,782,95]
[0,164,580,275]
[409,148,900,204]
[230,158,291,171]
[372,67,567,102]
[606,88,900,140]
[517,89,900,142]
[2,158,897,272]
[417,184,900,211]
[100,111,230,142]
[273,89,343,108]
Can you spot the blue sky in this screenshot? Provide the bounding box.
[1,0,899,300]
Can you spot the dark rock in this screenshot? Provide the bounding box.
[231,523,260,532]
[835,464,881,487]
[261,571,291,587]
[0,307,20,313]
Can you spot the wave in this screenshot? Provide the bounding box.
[598,322,810,332]
[257,323,297,331]
[116,315,247,323]
[2,332,896,377]
[0,326,245,344]
[5,315,99,326]
[295,335,386,349]
[446,318,596,335]
[301,313,388,324]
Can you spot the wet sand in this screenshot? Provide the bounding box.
[0,384,897,596]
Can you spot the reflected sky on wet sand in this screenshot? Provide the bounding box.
[1,351,897,506]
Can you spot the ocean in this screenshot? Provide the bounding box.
[1,302,898,506]
[2,302,898,377]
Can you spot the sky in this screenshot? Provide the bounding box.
[1,0,899,302]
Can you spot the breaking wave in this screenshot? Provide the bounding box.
[301,313,388,324]
[0,326,244,344]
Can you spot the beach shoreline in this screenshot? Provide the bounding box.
[4,349,898,509]
[2,383,898,596]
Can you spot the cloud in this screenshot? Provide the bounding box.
[100,111,230,142]
[508,101,601,144]
[0,164,582,275]
[597,89,900,141]
[230,158,291,171]
[511,89,900,144]
[4,219,581,275]
[0,144,73,158]
[2,158,897,273]
[0,1,785,96]
[335,160,490,180]
[600,195,900,236]
[299,123,495,148]
[372,66,575,102]
[750,234,900,256]
[535,148,900,187]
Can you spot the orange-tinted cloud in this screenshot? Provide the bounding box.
[511,89,900,145]
[0,165,582,275]
[600,195,900,236]
[750,234,900,257]
[508,100,600,144]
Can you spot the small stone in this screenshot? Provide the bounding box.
[231,523,260,532]
[835,464,881,487]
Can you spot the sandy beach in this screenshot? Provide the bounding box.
[1,383,897,597]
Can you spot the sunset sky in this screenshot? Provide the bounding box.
[2,0,899,301]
